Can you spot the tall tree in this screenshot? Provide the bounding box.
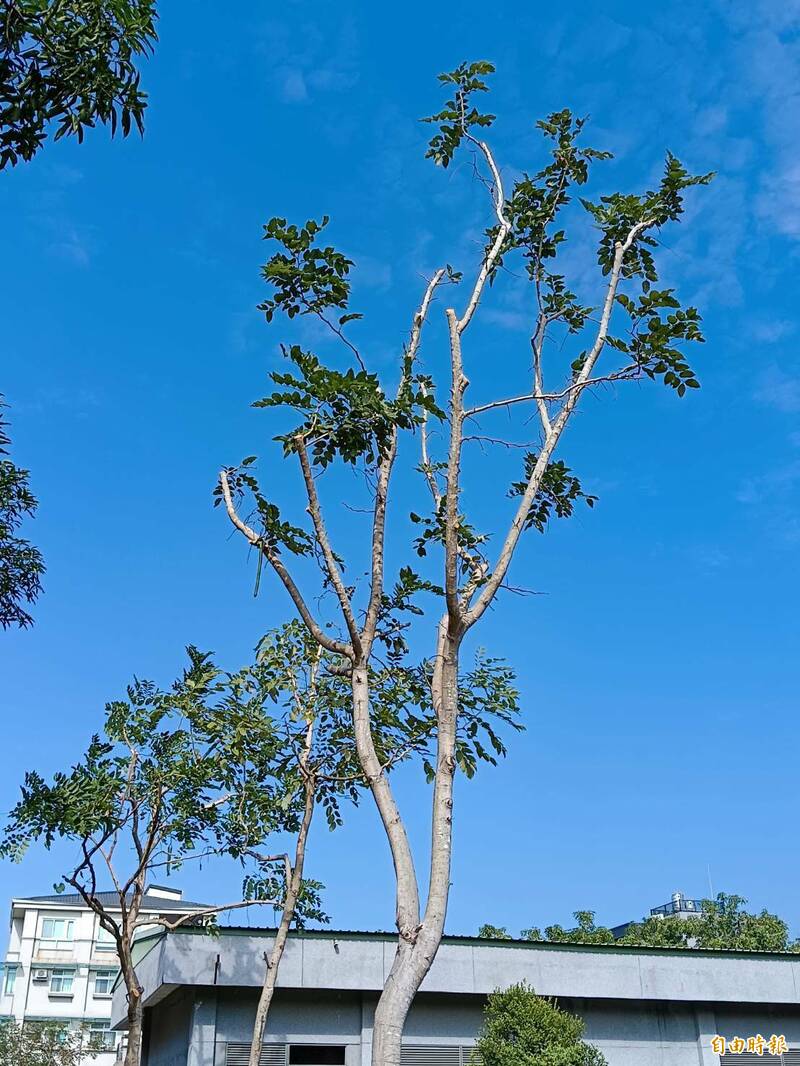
[0,395,44,628]
[0,647,309,1066]
[0,0,157,168]
[475,982,606,1066]
[219,61,711,1066]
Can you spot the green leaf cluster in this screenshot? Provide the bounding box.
[0,397,45,628]
[474,982,607,1066]
[509,455,597,533]
[259,217,359,326]
[0,0,157,168]
[0,1019,102,1066]
[421,60,496,168]
[582,153,713,280]
[254,345,438,468]
[613,289,704,395]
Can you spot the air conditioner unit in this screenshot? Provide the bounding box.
[32,969,49,981]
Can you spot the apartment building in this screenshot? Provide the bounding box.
[0,884,207,1063]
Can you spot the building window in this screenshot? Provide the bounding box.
[49,968,75,995]
[2,966,16,996]
[40,918,76,952]
[41,918,75,941]
[88,1020,116,1049]
[95,926,116,952]
[93,969,117,996]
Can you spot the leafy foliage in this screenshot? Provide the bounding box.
[421,60,496,168]
[490,895,800,952]
[0,396,45,629]
[522,911,615,946]
[618,894,799,952]
[509,455,597,533]
[478,924,511,939]
[0,1020,102,1066]
[259,217,358,326]
[0,0,158,169]
[253,344,439,469]
[582,153,713,280]
[0,647,290,877]
[474,982,606,1066]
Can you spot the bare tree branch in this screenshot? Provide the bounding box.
[457,137,511,333]
[295,436,361,651]
[219,469,352,658]
[136,898,280,931]
[464,219,655,628]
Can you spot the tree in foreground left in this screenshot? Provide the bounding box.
[0,1019,100,1066]
[1,648,302,1066]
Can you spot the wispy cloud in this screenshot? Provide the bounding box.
[754,367,800,413]
[737,460,800,505]
[259,16,359,105]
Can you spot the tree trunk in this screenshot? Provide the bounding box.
[368,623,461,1066]
[124,989,143,1066]
[248,778,316,1066]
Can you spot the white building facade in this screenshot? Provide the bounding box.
[0,885,206,1063]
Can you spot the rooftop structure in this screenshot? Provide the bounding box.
[113,926,800,1066]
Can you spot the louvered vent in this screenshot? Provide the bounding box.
[401,1045,476,1066]
[782,1053,800,1065]
[226,1043,288,1066]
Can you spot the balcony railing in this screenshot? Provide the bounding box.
[650,897,705,917]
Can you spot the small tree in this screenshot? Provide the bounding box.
[0,1020,101,1066]
[1,648,299,1066]
[0,0,158,168]
[475,982,606,1066]
[219,60,711,1066]
[0,396,44,629]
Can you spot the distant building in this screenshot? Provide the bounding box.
[0,884,208,1063]
[611,890,707,939]
[111,926,800,1066]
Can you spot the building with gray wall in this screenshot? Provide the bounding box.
[112,927,800,1066]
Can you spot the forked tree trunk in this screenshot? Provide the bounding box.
[248,781,316,1066]
[360,625,461,1066]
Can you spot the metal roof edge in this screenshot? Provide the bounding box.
[166,925,800,963]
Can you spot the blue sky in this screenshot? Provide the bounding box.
[2,0,800,940]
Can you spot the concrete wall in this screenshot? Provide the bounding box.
[142,985,800,1066]
[121,931,800,1066]
[146,988,194,1066]
[118,929,800,1014]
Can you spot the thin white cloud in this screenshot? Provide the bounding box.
[754,367,800,413]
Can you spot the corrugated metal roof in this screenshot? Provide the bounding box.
[16,890,210,912]
[180,925,800,961]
